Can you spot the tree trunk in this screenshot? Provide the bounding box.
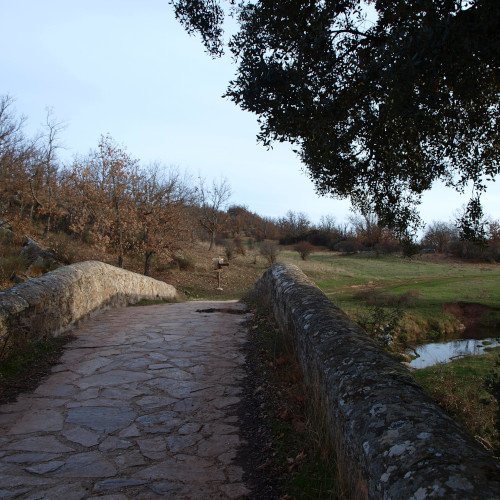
[42,214,51,239]
[118,237,124,268]
[114,196,124,268]
[144,251,154,276]
[44,179,53,237]
[209,231,216,251]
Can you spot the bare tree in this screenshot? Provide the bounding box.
[133,164,194,275]
[69,134,139,268]
[259,240,280,266]
[348,212,394,249]
[256,216,280,241]
[0,96,26,157]
[421,221,458,253]
[197,176,231,251]
[33,109,65,236]
[0,95,35,227]
[318,214,337,234]
[294,240,315,261]
[277,210,310,244]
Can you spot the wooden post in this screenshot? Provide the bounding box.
[212,257,229,290]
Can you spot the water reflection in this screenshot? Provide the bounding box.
[409,337,500,369]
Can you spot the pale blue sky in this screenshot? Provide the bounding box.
[1,0,498,228]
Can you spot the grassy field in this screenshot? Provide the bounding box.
[276,251,500,344]
[152,244,500,347]
[275,251,500,458]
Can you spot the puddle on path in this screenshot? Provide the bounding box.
[195,308,247,315]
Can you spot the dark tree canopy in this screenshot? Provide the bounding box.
[171,0,499,236]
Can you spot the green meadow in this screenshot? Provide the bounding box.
[280,251,500,343]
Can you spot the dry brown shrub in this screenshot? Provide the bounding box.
[355,288,421,307]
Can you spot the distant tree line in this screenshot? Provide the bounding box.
[2,94,498,276]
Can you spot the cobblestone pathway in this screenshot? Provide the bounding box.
[0,300,253,499]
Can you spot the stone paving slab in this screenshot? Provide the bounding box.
[0,300,252,499]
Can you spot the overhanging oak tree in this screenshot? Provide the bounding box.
[171,0,499,237]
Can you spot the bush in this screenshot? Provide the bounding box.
[332,237,361,254]
[224,240,235,261]
[171,253,195,271]
[354,289,422,347]
[0,233,27,284]
[233,237,246,255]
[448,240,500,262]
[375,239,400,255]
[486,241,500,262]
[155,258,171,273]
[401,238,421,258]
[0,255,26,284]
[259,241,281,266]
[293,240,315,260]
[355,288,421,307]
[211,233,224,247]
[305,229,330,247]
[355,303,402,347]
[45,233,77,264]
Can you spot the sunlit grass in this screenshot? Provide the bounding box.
[278,251,500,343]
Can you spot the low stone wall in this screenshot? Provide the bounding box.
[0,261,178,353]
[254,263,500,499]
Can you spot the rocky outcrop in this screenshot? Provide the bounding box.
[8,236,65,284]
[0,261,178,356]
[20,236,63,272]
[254,263,500,499]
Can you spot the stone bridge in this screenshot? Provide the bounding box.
[0,261,498,499]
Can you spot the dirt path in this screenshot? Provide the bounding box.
[324,273,499,296]
[0,300,253,499]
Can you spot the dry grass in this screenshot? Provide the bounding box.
[246,296,352,499]
[0,232,27,288]
[0,334,75,404]
[0,234,268,299]
[137,241,268,300]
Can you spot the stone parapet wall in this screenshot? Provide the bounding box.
[0,261,178,352]
[254,263,500,499]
